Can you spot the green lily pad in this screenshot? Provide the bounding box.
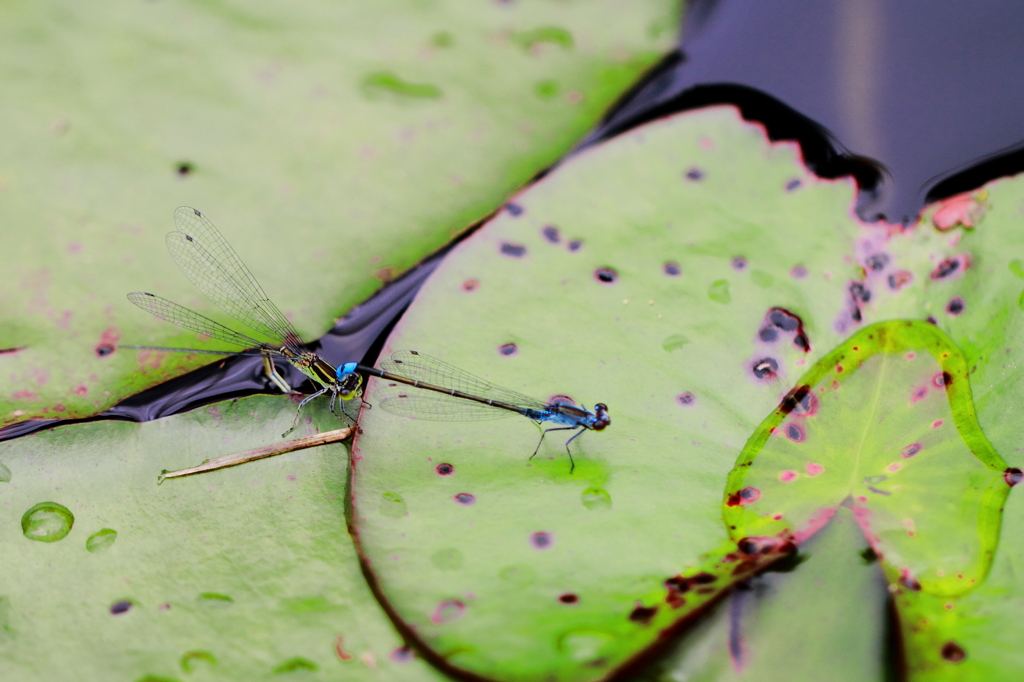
[350,106,1024,680]
[0,0,677,426]
[0,395,444,682]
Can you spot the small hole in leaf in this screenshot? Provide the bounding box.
[752,357,778,379]
[453,493,475,506]
[435,463,454,476]
[594,267,617,284]
[663,262,681,276]
[684,167,704,181]
[505,202,523,217]
[462,279,479,292]
[176,161,193,176]
[946,297,964,315]
[865,253,889,271]
[559,593,579,604]
[498,343,518,356]
[567,240,582,252]
[731,257,747,271]
[849,282,871,303]
[541,226,560,243]
[785,178,802,191]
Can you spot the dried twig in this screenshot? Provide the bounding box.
[158,427,352,483]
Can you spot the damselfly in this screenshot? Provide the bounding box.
[123,207,363,435]
[340,350,610,472]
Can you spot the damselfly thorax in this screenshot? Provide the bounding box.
[123,207,361,436]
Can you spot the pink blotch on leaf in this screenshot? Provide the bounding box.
[901,443,922,458]
[334,636,354,661]
[932,419,944,429]
[792,507,837,543]
[887,463,902,473]
[805,462,824,476]
[779,470,798,482]
[430,600,466,624]
[931,191,986,231]
[911,386,928,404]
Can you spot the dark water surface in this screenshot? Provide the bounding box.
[585,0,1024,223]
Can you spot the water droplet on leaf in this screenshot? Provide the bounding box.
[21,502,74,542]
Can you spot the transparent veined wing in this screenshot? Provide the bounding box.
[374,381,520,421]
[126,291,270,350]
[378,350,550,411]
[166,207,299,346]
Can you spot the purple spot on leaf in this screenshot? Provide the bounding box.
[530,532,552,549]
[110,600,132,615]
[500,243,526,258]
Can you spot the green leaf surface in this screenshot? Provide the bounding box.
[349,107,1024,681]
[0,395,444,682]
[0,0,677,426]
[725,321,1011,597]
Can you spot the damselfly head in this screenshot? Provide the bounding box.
[338,372,364,400]
[591,403,611,431]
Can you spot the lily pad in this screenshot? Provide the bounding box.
[0,394,444,682]
[0,0,677,426]
[349,106,1024,680]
